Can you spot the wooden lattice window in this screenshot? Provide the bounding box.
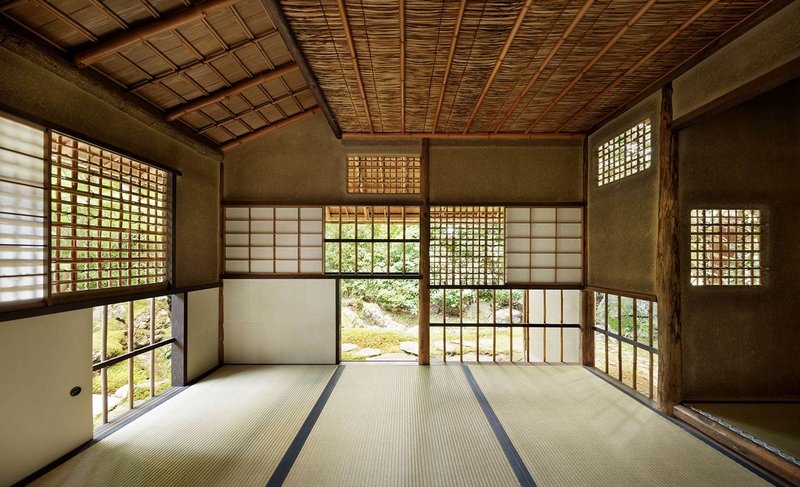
[430,206,504,286]
[347,155,420,194]
[224,206,324,274]
[324,206,420,275]
[50,133,170,294]
[0,113,46,304]
[690,209,761,286]
[597,119,652,186]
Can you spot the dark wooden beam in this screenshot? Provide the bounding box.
[74,0,240,67]
[418,138,431,365]
[587,0,796,134]
[165,63,298,121]
[341,132,585,140]
[656,83,681,415]
[219,107,320,151]
[171,292,188,387]
[262,0,342,139]
[581,137,594,366]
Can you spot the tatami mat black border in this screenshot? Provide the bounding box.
[265,365,346,487]
[462,365,537,487]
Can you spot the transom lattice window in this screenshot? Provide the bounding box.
[597,119,652,186]
[0,114,46,304]
[690,209,761,286]
[50,133,170,294]
[347,155,420,194]
[430,206,504,286]
[324,206,420,275]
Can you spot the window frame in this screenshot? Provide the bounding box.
[346,153,422,195]
[596,118,652,187]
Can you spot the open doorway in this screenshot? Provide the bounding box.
[340,279,419,361]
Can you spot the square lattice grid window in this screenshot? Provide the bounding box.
[597,119,652,186]
[430,206,504,286]
[347,155,421,194]
[690,209,761,286]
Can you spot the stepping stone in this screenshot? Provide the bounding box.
[399,341,419,356]
[341,343,359,352]
[353,347,381,358]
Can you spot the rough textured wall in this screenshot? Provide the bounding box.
[679,79,800,400]
[587,93,660,295]
[0,47,221,287]
[224,114,583,204]
[428,140,583,203]
[673,0,800,119]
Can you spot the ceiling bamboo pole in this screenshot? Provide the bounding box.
[555,0,722,132]
[520,0,657,133]
[399,0,405,133]
[335,0,374,133]
[220,107,320,151]
[431,0,467,133]
[165,63,298,121]
[492,0,594,133]
[74,0,240,67]
[462,0,533,133]
[342,132,584,140]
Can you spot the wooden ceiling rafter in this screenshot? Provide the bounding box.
[521,0,657,133]
[220,106,321,150]
[335,0,374,133]
[431,0,467,134]
[165,62,300,121]
[197,87,311,134]
[553,0,722,132]
[492,0,594,133]
[341,132,584,140]
[461,0,533,134]
[73,0,240,67]
[399,0,405,132]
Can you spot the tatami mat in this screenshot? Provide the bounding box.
[468,365,773,487]
[283,365,519,487]
[31,365,336,487]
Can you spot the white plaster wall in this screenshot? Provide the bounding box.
[187,288,220,381]
[223,279,336,364]
[0,309,92,486]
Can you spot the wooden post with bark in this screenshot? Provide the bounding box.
[656,83,682,414]
[418,139,431,365]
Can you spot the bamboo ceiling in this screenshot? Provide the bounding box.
[0,0,786,144]
[1,0,320,149]
[282,0,781,135]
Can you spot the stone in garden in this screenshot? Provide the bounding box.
[341,307,362,328]
[367,353,413,361]
[493,308,523,324]
[341,343,359,352]
[353,347,382,358]
[399,341,419,356]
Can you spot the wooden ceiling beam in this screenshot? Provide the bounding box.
[493,0,594,133]
[399,0,405,133]
[555,0,722,132]
[74,0,240,67]
[462,0,533,133]
[165,62,298,121]
[197,87,311,133]
[341,132,584,141]
[262,0,342,139]
[335,0,373,133]
[431,0,467,133]
[220,107,320,151]
[522,0,657,133]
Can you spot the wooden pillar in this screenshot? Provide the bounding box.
[172,292,188,386]
[580,136,594,366]
[418,139,431,365]
[656,83,682,414]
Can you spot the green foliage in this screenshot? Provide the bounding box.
[341,279,419,314]
[341,328,416,361]
[595,294,659,345]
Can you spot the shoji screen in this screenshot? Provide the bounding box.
[224,206,324,274]
[505,207,583,284]
[0,114,46,304]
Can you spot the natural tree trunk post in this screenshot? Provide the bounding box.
[656,83,682,414]
[418,138,431,365]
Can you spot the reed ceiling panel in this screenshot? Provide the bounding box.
[2,0,319,149]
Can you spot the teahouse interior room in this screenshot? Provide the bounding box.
[0,0,798,485]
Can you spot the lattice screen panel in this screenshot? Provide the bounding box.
[50,132,169,294]
[506,207,583,284]
[690,209,761,286]
[597,119,652,186]
[347,155,421,194]
[430,206,504,286]
[0,114,46,303]
[225,206,323,274]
